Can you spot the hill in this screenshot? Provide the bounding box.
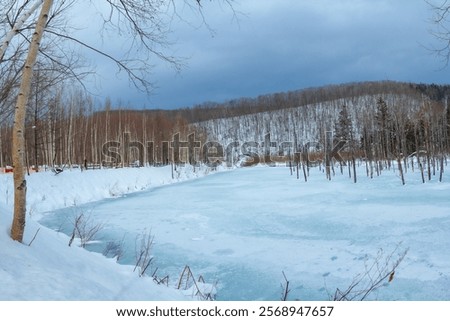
[1,80,449,170]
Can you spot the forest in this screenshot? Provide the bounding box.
[1,80,450,181]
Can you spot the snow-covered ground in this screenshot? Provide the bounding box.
[0,165,220,300]
[20,163,450,301]
[1,163,450,300]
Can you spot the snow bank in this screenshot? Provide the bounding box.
[1,165,221,215]
[0,165,224,300]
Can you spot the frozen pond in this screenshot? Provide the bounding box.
[39,166,450,300]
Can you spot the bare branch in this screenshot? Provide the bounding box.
[27,227,40,246]
[44,29,155,94]
[0,0,43,62]
[333,245,408,301]
[68,212,104,248]
[134,231,155,277]
[427,0,450,66]
[281,271,291,301]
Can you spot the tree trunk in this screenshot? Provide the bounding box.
[11,0,53,242]
[398,155,405,185]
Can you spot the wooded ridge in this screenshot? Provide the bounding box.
[0,80,449,172]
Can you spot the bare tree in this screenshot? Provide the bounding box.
[11,0,53,242]
[3,0,234,242]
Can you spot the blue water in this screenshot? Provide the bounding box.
[38,166,450,300]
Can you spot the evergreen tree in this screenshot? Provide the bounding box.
[375,97,392,160]
[335,105,352,142]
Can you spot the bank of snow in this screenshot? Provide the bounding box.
[0,165,221,300]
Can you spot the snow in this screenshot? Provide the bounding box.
[1,163,450,300]
[0,165,221,300]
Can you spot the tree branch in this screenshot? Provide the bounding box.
[0,0,43,62]
[45,29,155,93]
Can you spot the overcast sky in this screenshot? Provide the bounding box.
[79,0,450,109]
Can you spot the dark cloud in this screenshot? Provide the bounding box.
[81,0,449,109]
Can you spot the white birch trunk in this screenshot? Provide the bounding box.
[11,0,53,242]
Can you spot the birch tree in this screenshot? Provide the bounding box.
[11,0,53,242]
[3,0,234,242]
[0,0,44,62]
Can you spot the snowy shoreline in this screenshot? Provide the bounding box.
[0,165,225,300]
[1,163,450,300]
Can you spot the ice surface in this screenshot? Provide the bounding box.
[0,165,216,300]
[38,165,450,300]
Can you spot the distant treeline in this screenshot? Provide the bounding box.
[174,81,450,123]
[1,80,450,170]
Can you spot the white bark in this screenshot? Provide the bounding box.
[11,0,53,243]
[0,0,44,61]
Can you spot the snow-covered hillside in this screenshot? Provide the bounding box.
[0,165,220,300]
[195,94,423,145]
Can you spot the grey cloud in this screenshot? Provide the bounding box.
[78,0,448,109]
